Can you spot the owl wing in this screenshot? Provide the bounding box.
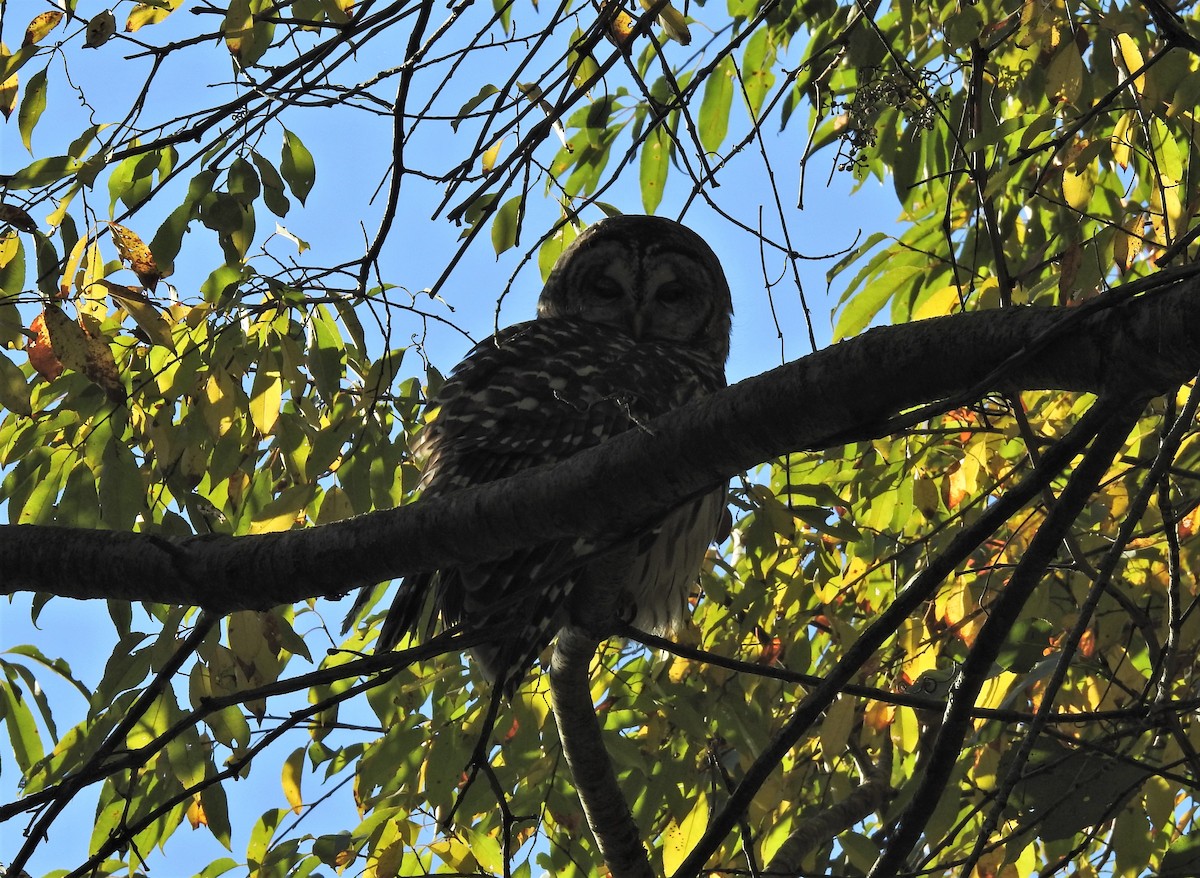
[359,318,725,687]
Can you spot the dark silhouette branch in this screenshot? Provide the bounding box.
[3,268,1200,610]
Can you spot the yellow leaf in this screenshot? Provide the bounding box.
[639,0,690,44]
[603,7,637,48]
[976,670,1018,711]
[1113,33,1146,93]
[318,0,354,23]
[818,695,856,766]
[1046,44,1083,105]
[281,747,304,814]
[913,284,962,320]
[1110,110,1135,169]
[429,837,476,871]
[249,370,282,435]
[661,794,708,874]
[481,138,503,173]
[126,0,184,33]
[186,795,207,829]
[23,11,63,47]
[1113,211,1143,274]
[1062,156,1094,212]
[204,371,237,437]
[59,234,89,299]
[0,44,18,122]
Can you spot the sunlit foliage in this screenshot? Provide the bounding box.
[2,0,1200,876]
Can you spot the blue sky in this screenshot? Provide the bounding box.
[0,1,901,873]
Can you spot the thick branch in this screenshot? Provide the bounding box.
[550,628,654,878]
[3,270,1199,608]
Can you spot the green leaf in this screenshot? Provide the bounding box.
[452,84,500,133]
[0,668,46,771]
[3,644,90,700]
[249,150,290,217]
[7,155,83,189]
[833,264,924,341]
[639,125,670,214]
[0,350,31,416]
[491,195,522,256]
[247,808,287,868]
[741,29,776,117]
[308,304,344,401]
[1161,834,1200,877]
[538,222,578,281]
[0,45,38,83]
[227,156,261,204]
[18,67,47,153]
[280,127,315,205]
[698,56,734,152]
[201,782,234,849]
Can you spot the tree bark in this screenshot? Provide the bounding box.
[2,268,1199,607]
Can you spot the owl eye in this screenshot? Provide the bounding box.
[589,275,624,301]
[656,282,689,305]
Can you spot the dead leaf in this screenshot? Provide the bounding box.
[43,304,125,402]
[0,203,36,233]
[108,222,162,291]
[85,10,117,49]
[23,11,63,47]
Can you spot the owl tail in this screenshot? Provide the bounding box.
[341,573,437,651]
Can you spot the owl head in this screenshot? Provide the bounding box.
[537,215,733,364]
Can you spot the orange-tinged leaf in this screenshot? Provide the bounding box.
[187,795,208,829]
[126,0,183,33]
[23,11,63,47]
[603,7,637,48]
[863,700,893,732]
[108,222,161,291]
[26,312,62,381]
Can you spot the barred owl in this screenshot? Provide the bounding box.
[350,214,733,691]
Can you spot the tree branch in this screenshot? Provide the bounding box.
[3,269,1199,608]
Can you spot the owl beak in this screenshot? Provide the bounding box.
[630,309,646,339]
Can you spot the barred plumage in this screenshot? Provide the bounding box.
[347,215,733,690]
